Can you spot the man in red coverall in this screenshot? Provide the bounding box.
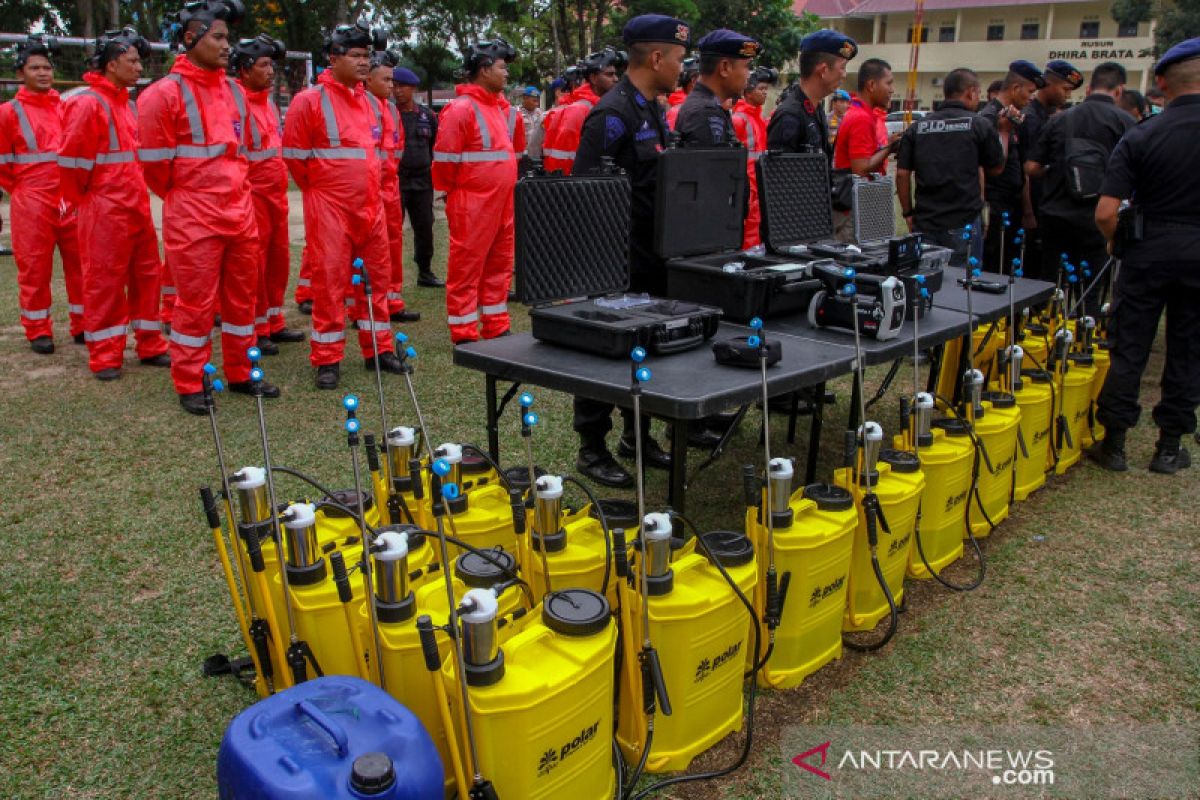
[432,38,525,344]
[233,34,305,356]
[665,56,698,129]
[140,0,278,413]
[283,21,401,390]
[0,35,84,355]
[731,66,778,249]
[365,52,419,323]
[542,47,625,175]
[58,28,170,381]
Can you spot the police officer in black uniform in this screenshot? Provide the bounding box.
[392,67,444,288]
[895,67,1005,266]
[1021,59,1083,277]
[675,29,760,147]
[1089,38,1200,474]
[570,12,691,487]
[978,60,1043,272]
[1025,61,1133,314]
[766,29,857,158]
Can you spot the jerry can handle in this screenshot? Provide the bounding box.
[295,699,349,757]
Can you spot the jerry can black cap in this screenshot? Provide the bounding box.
[933,418,971,437]
[981,390,1017,409]
[350,752,396,795]
[376,523,427,550]
[455,548,516,587]
[1022,368,1053,383]
[544,588,611,636]
[503,464,545,491]
[590,499,639,530]
[699,530,755,568]
[880,448,921,473]
[319,489,374,517]
[803,483,854,511]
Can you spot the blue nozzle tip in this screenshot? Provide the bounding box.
[920,288,929,298]
[432,459,450,477]
[971,269,981,278]
[352,258,364,268]
[405,346,417,359]
[1060,253,1069,260]
[343,394,359,410]
[351,274,362,285]
[519,392,534,407]
[1015,270,1024,278]
[747,335,761,348]
[749,317,763,330]
[843,268,856,278]
[914,274,925,283]
[635,367,651,382]
[247,347,261,360]
[524,412,538,426]
[203,363,216,375]
[1068,275,1079,283]
[442,483,460,500]
[345,418,360,433]
[1081,261,1089,267]
[212,379,224,392]
[964,224,973,231]
[842,284,856,296]
[250,367,263,382]
[394,331,408,343]
[1018,228,1025,235]
[630,346,646,362]
[1012,258,1021,266]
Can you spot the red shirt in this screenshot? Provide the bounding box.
[833,98,889,175]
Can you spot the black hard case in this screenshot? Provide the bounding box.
[515,171,721,358]
[663,148,825,322]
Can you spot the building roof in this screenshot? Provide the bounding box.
[797,0,1094,16]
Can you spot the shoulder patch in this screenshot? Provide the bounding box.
[709,116,726,143]
[605,114,626,148]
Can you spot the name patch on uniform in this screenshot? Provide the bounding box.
[233,120,242,138]
[635,126,658,142]
[708,117,726,142]
[371,124,382,142]
[916,119,972,135]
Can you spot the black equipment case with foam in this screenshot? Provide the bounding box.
[662,147,826,322]
[515,169,722,358]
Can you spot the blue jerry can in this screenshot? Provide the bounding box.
[217,675,444,799]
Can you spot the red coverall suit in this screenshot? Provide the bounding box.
[370,95,407,315]
[58,72,168,373]
[295,246,313,305]
[732,100,767,249]
[283,71,393,366]
[541,84,598,175]
[0,87,83,342]
[138,58,259,395]
[238,78,290,338]
[665,89,687,129]
[432,84,524,343]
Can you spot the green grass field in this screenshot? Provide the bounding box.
[0,221,1196,799]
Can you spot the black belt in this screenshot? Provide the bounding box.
[1144,219,1200,234]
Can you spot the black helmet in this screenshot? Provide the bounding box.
[91,27,151,71]
[232,33,285,72]
[464,38,516,74]
[562,64,583,88]
[325,19,388,56]
[750,66,779,86]
[171,0,245,48]
[678,56,699,87]
[581,46,628,75]
[369,49,400,70]
[15,34,59,70]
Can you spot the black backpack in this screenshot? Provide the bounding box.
[1062,110,1111,202]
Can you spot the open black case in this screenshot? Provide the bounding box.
[514,169,722,358]
[663,148,828,322]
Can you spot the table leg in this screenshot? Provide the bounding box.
[787,391,799,444]
[485,375,500,462]
[848,373,863,432]
[806,381,826,484]
[669,418,688,513]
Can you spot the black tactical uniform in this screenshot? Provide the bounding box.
[398,102,439,284]
[978,98,1025,272]
[572,74,670,452]
[1028,93,1133,307]
[1095,93,1200,452]
[896,100,1004,266]
[766,86,832,159]
[674,82,735,146]
[1020,95,1051,275]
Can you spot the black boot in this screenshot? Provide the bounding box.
[30,336,54,355]
[617,434,673,470]
[1149,436,1191,475]
[576,445,634,488]
[417,270,444,288]
[315,363,340,390]
[1086,428,1127,472]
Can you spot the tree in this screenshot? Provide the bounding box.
[403,37,459,102]
[1153,0,1200,54]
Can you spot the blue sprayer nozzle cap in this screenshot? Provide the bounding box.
[405,346,417,359]
[432,459,451,477]
[395,331,408,344]
[203,363,216,375]
[442,483,460,500]
[843,268,856,278]
[630,347,647,363]
[343,394,359,411]
[635,367,651,383]
[352,258,364,269]
[519,392,534,408]
[212,379,224,392]
[842,284,857,296]
[351,274,362,285]
[524,412,538,426]
[247,346,261,361]
[749,317,763,330]
[250,367,263,382]
[345,418,360,433]
[747,335,761,348]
